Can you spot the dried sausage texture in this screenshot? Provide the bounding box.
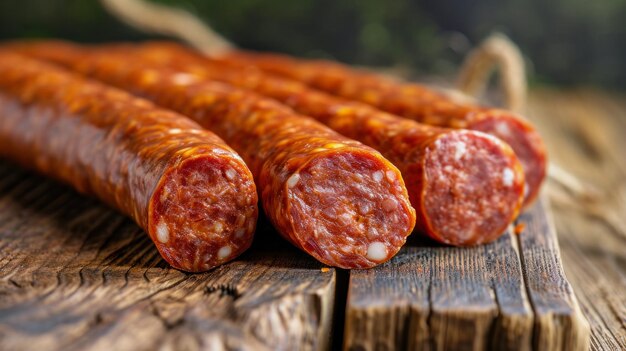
[0,52,258,272]
[92,42,525,246]
[9,42,417,268]
[212,49,547,207]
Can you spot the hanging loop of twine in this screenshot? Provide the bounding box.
[453,33,599,203]
[456,32,527,112]
[101,0,234,55]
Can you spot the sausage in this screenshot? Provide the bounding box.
[11,41,526,246]
[89,42,526,246]
[8,42,417,267]
[0,52,258,272]
[212,49,547,208]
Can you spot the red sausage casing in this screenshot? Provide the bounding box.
[0,52,258,272]
[212,49,547,207]
[102,42,526,246]
[7,41,417,267]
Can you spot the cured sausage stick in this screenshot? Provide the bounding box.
[11,41,526,246]
[212,49,547,207]
[97,42,526,246]
[0,52,258,272]
[8,43,416,268]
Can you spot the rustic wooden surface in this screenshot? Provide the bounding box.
[0,88,624,351]
[344,200,589,351]
[0,164,336,351]
[527,88,626,351]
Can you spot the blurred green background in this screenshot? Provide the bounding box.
[1,0,624,89]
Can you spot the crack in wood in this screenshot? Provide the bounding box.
[204,284,241,299]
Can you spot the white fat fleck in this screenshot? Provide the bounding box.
[171,73,196,85]
[156,222,169,243]
[358,202,371,215]
[366,242,388,262]
[235,228,246,238]
[502,168,515,187]
[372,171,384,182]
[357,222,365,232]
[341,245,354,254]
[217,245,232,260]
[316,226,331,240]
[213,221,224,233]
[168,128,182,134]
[287,173,301,188]
[339,212,352,225]
[386,170,397,182]
[495,122,511,136]
[382,198,397,212]
[453,142,467,161]
[225,168,237,181]
[313,185,335,194]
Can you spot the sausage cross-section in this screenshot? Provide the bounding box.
[0,52,258,272]
[7,42,417,267]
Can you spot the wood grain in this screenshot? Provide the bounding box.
[0,162,335,351]
[516,202,589,350]
[527,88,626,351]
[344,198,588,351]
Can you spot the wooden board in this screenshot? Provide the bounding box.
[344,200,589,351]
[526,88,626,351]
[0,162,336,351]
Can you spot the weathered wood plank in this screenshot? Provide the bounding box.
[516,201,590,351]
[344,224,535,351]
[0,162,336,351]
[345,198,589,351]
[526,88,626,351]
